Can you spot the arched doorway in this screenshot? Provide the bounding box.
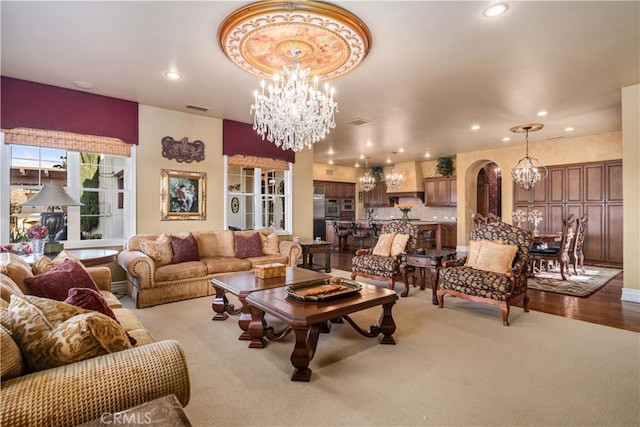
[476,162,502,219]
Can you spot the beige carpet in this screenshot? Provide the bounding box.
[122,277,639,427]
[527,266,621,297]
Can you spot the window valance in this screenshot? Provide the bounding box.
[227,155,289,171]
[2,127,131,157]
[223,119,295,163]
[1,76,138,145]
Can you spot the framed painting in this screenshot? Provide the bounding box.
[160,169,207,220]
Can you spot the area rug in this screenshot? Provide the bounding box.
[528,266,621,297]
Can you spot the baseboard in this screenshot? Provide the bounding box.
[621,288,640,303]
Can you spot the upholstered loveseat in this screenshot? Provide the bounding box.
[0,254,190,427]
[118,228,302,308]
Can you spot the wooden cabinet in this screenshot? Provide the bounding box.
[513,160,622,265]
[314,181,356,199]
[424,177,456,206]
[363,181,392,207]
[441,223,457,249]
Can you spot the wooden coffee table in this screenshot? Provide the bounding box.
[211,267,330,340]
[246,283,398,382]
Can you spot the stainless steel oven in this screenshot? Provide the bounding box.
[341,198,355,212]
[325,198,340,218]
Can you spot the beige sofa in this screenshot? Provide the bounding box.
[118,228,302,308]
[0,255,191,427]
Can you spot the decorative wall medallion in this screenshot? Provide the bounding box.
[231,197,240,213]
[218,1,372,80]
[161,136,205,163]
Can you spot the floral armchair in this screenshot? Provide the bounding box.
[351,220,419,294]
[437,221,532,326]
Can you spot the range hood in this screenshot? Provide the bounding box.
[384,161,425,196]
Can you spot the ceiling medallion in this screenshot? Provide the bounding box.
[218,1,372,80]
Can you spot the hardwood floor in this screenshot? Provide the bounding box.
[329,249,639,333]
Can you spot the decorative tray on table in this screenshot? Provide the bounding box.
[285,278,362,302]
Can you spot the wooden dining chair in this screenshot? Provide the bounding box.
[570,213,588,275]
[529,214,576,280]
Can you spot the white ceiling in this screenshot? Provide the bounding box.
[1,1,638,168]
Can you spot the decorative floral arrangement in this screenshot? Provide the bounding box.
[512,209,526,228]
[1,242,32,254]
[397,203,413,211]
[528,210,543,226]
[26,224,49,240]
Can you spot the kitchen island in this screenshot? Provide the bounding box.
[325,219,456,251]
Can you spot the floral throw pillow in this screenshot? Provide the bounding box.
[8,294,131,372]
[235,233,264,259]
[260,232,280,256]
[170,234,200,264]
[140,234,173,267]
[65,287,136,345]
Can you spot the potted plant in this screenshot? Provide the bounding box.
[371,166,384,181]
[436,157,455,177]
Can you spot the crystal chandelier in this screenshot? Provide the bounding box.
[510,123,548,191]
[385,152,404,190]
[359,157,376,192]
[250,50,338,152]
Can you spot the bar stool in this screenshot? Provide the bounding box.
[351,222,372,251]
[332,220,350,251]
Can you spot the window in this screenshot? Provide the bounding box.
[3,142,135,247]
[225,157,292,233]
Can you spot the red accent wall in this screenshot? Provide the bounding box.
[1,76,138,144]
[223,119,295,163]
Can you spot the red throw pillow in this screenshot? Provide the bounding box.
[24,258,99,301]
[65,288,137,346]
[170,234,200,264]
[234,233,264,259]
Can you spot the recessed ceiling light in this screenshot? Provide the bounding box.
[328,148,334,155]
[471,124,480,131]
[164,71,182,80]
[73,80,94,89]
[565,127,574,132]
[360,154,365,160]
[537,110,548,117]
[328,159,334,165]
[355,162,360,168]
[398,148,405,153]
[483,3,509,17]
[502,137,511,142]
[386,158,392,164]
[424,152,431,158]
[366,140,372,147]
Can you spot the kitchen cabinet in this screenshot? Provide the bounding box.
[363,181,392,207]
[424,176,457,206]
[441,223,457,249]
[513,160,622,265]
[313,181,355,199]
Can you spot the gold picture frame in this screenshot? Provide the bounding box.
[160,169,206,221]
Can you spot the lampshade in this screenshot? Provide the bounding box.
[20,183,83,208]
[20,183,83,244]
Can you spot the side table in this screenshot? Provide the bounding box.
[400,249,456,303]
[298,241,331,273]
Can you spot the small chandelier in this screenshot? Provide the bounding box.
[250,50,338,152]
[385,152,404,191]
[359,157,376,192]
[510,123,548,191]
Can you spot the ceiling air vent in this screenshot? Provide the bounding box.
[186,104,210,112]
[348,117,370,126]
[546,136,565,141]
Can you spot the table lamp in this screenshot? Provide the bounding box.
[20,183,83,253]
